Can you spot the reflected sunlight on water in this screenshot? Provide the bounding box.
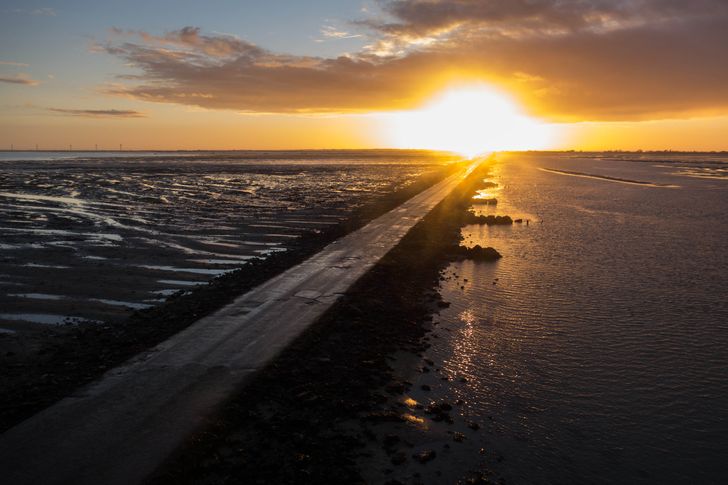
[430,153,728,484]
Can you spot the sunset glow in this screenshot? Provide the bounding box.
[1,1,727,150]
[2,3,728,484]
[382,86,557,157]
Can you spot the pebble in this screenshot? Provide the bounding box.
[390,451,407,466]
[383,434,400,447]
[412,449,437,464]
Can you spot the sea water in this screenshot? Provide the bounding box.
[433,152,728,483]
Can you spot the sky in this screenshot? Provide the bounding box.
[1,0,728,152]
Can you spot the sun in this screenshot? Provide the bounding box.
[381,84,557,157]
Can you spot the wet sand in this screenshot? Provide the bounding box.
[0,164,459,432]
[0,153,445,330]
[149,160,505,484]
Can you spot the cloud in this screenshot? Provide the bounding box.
[320,25,363,40]
[100,2,728,121]
[0,74,40,86]
[47,108,147,118]
[366,0,728,39]
[108,26,264,59]
[0,61,30,67]
[30,7,56,16]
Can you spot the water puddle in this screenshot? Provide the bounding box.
[188,258,251,265]
[157,279,202,286]
[139,265,231,275]
[7,293,64,301]
[90,299,154,310]
[23,263,71,269]
[151,289,184,297]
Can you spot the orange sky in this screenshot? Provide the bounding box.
[2,1,728,152]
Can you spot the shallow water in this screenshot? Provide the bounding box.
[0,150,447,329]
[432,153,728,483]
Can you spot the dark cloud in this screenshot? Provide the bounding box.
[100,2,728,121]
[108,27,265,59]
[47,108,146,118]
[100,27,416,113]
[367,0,728,38]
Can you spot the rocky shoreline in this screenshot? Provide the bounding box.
[149,160,506,484]
[0,164,459,433]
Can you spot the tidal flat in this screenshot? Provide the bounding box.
[2,151,727,484]
[0,150,457,430]
[0,151,451,331]
[153,152,728,484]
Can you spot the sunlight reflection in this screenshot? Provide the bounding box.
[402,413,426,426]
[403,397,419,408]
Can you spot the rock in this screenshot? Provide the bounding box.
[467,421,480,430]
[390,452,407,466]
[425,401,452,413]
[383,434,400,447]
[421,384,431,391]
[385,382,407,394]
[454,245,502,262]
[412,449,437,464]
[463,472,491,484]
[425,401,453,422]
[464,212,513,226]
[363,411,405,423]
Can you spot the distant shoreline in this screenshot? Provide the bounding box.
[1,149,728,155]
[0,148,453,155]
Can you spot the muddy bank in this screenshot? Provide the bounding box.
[0,157,443,329]
[149,161,503,484]
[0,164,460,432]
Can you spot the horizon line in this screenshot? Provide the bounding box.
[1,148,728,154]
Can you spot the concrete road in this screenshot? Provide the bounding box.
[0,161,477,485]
